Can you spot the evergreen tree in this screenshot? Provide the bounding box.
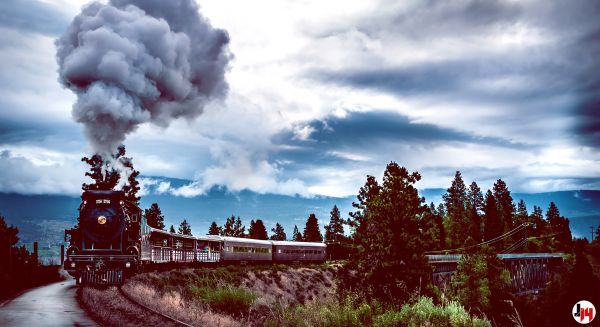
[81,154,119,191]
[178,219,192,235]
[303,213,323,242]
[347,162,430,304]
[546,202,572,252]
[443,171,469,248]
[144,203,165,230]
[222,215,246,237]
[233,216,246,238]
[248,219,268,240]
[515,199,528,225]
[81,145,139,205]
[451,247,512,322]
[223,215,235,236]
[492,179,515,241]
[466,181,484,243]
[0,214,19,258]
[119,148,140,205]
[527,205,551,252]
[421,202,445,251]
[208,221,221,235]
[169,225,175,233]
[292,225,302,241]
[270,223,287,240]
[483,190,502,245]
[324,205,345,242]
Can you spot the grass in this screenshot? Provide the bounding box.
[262,296,489,327]
[189,285,256,317]
[122,281,240,326]
[116,264,490,327]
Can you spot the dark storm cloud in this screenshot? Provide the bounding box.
[371,0,521,38]
[310,0,600,148]
[273,110,526,165]
[313,59,571,103]
[0,0,69,36]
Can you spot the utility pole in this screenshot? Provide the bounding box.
[591,226,595,243]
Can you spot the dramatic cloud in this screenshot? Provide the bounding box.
[56,0,231,156]
[0,0,69,36]
[0,149,85,195]
[1,0,599,198]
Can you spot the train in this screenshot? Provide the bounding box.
[63,190,327,285]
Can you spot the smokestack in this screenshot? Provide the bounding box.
[56,0,231,157]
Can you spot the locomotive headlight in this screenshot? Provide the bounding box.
[97,215,107,225]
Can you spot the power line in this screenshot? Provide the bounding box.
[425,222,530,254]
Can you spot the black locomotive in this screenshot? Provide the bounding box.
[64,190,141,284]
[64,190,326,285]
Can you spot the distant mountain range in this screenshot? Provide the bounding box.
[1,179,599,246]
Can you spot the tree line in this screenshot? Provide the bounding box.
[143,201,345,244]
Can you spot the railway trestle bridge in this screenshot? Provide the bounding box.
[427,253,564,295]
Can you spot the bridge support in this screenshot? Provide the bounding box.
[428,253,563,294]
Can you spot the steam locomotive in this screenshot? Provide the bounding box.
[64,190,326,285]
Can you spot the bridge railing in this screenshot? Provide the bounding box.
[426,253,564,263]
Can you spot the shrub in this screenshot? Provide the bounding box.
[396,297,489,327]
[189,285,256,317]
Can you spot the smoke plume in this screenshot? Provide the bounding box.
[56,0,230,156]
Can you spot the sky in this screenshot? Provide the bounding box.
[1,0,600,199]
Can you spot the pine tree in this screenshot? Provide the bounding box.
[443,171,469,248]
[270,223,287,240]
[303,213,323,242]
[347,162,430,304]
[546,202,572,252]
[233,216,246,238]
[466,181,484,244]
[483,190,502,245]
[292,225,302,241]
[421,202,445,251]
[223,215,235,236]
[144,203,165,230]
[248,219,268,240]
[516,200,528,223]
[528,205,551,252]
[119,148,140,205]
[208,221,221,235]
[169,225,175,233]
[492,179,515,240]
[178,219,192,236]
[81,154,119,191]
[81,145,139,205]
[324,205,345,242]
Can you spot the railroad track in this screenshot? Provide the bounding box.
[117,286,194,327]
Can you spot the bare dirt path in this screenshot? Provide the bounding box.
[0,279,98,327]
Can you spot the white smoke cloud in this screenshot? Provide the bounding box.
[56,0,230,156]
